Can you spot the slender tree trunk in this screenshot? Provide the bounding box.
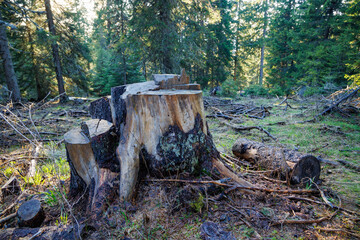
[233,0,240,83]
[0,13,21,102]
[44,0,67,102]
[27,24,45,100]
[120,2,127,85]
[259,0,268,86]
[106,0,111,44]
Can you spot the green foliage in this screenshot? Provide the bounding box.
[56,211,68,226]
[244,84,269,96]
[43,187,66,207]
[22,172,45,187]
[189,193,204,213]
[220,78,240,97]
[303,86,326,97]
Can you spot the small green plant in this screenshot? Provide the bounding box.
[190,193,204,213]
[43,187,66,207]
[56,211,68,226]
[42,164,56,178]
[3,167,15,178]
[21,172,44,186]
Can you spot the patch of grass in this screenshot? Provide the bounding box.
[21,172,45,187]
[207,95,360,207]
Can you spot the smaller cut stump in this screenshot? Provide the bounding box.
[17,199,45,228]
[64,119,119,217]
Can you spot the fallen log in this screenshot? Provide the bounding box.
[232,139,320,185]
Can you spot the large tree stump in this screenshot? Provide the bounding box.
[64,119,119,216]
[117,89,217,201]
[67,69,219,211]
[232,138,321,185]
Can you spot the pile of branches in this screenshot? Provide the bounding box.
[203,96,271,120]
[326,86,360,111]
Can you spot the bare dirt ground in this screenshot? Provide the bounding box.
[0,94,359,239]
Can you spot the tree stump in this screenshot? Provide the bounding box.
[117,89,217,201]
[17,199,45,228]
[66,69,218,213]
[64,119,119,216]
[232,138,321,185]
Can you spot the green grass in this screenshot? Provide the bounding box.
[206,96,360,206]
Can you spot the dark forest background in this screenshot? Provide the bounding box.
[1,0,359,102]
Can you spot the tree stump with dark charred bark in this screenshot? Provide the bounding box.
[65,69,219,215]
[232,138,321,185]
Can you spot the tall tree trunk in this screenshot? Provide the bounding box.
[0,13,21,102]
[259,0,268,86]
[233,0,240,83]
[120,2,127,85]
[27,23,46,100]
[44,0,67,102]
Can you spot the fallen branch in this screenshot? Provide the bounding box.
[272,212,336,225]
[317,87,359,117]
[27,143,42,178]
[212,158,254,188]
[285,196,360,216]
[227,204,262,239]
[0,192,26,217]
[145,178,231,187]
[0,213,17,224]
[337,159,360,172]
[225,185,318,195]
[222,121,277,141]
[316,228,360,239]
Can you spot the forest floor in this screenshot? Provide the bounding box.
[0,94,359,239]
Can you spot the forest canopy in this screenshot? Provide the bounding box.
[0,0,359,101]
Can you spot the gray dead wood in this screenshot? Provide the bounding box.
[17,199,45,228]
[232,138,320,185]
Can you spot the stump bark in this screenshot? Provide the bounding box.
[89,97,112,122]
[232,138,320,185]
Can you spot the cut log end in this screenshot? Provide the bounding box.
[291,155,321,185]
[17,199,45,228]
